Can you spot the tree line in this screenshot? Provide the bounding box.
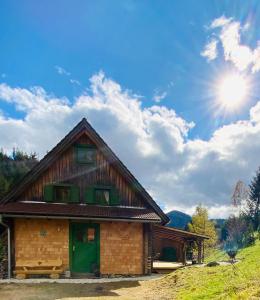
[188,168,260,260]
[0,149,38,200]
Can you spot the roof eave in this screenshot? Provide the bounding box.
[1,213,162,223]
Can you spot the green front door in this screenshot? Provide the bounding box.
[70,223,100,273]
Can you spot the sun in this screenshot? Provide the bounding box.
[217,73,248,111]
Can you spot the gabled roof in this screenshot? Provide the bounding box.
[1,118,169,224]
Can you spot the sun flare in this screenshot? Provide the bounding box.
[217,74,248,111]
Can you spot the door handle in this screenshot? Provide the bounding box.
[73,245,75,252]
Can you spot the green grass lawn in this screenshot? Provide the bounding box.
[164,239,260,299]
[204,247,229,264]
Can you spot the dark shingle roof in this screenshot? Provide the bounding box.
[153,225,209,240]
[0,202,161,222]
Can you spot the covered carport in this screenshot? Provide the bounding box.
[152,225,209,271]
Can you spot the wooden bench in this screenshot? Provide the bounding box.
[14,259,63,279]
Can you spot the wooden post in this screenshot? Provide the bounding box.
[202,240,205,263]
[197,240,202,264]
[143,223,152,275]
[182,242,187,265]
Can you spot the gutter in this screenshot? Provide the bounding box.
[0,215,11,279]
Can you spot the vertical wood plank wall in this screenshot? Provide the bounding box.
[19,134,145,208]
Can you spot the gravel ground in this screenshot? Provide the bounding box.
[0,274,162,284]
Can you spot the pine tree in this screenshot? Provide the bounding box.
[0,148,38,200]
[0,175,9,199]
[248,168,260,230]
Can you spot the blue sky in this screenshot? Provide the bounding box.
[1,1,260,217]
[1,0,260,138]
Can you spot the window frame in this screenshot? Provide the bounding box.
[54,184,71,203]
[94,186,112,206]
[84,185,120,206]
[43,183,80,203]
[75,144,96,165]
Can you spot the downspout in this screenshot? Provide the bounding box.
[0,216,11,279]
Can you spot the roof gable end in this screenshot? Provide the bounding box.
[1,118,169,224]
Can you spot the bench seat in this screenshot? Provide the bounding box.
[14,259,63,279]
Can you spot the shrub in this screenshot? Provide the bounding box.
[223,215,255,249]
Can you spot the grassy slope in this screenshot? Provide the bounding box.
[163,239,260,299]
[204,247,229,263]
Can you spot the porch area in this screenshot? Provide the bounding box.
[152,260,192,274]
[152,225,209,269]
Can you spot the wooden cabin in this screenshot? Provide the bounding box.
[0,118,169,278]
[0,118,209,279]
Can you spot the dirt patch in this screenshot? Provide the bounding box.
[0,279,173,300]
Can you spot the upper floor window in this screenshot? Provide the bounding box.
[75,144,96,164]
[43,184,79,203]
[55,185,70,202]
[85,186,120,206]
[95,189,110,205]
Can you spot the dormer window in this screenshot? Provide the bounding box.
[76,145,96,164]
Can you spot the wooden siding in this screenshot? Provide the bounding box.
[19,133,145,208]
[143,223,152,274]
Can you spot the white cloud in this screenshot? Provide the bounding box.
[55,66,71,76]
[1,72,260,218]
[70,79,81,86]
[153,90,167,103]
[210,16,232,29]
[201,39,218,61]
[171,204,238,219]
[55,66,81,86]
[202,16,260,73]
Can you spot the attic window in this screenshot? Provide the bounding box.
[76,145,96,164]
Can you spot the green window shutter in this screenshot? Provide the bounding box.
[43,185,54,202]
[70,186,80,203]
[85,187,95,204]
[110,188,120,206]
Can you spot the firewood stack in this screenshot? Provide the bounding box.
[0,231,8,279]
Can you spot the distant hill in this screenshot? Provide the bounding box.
[210,218,226,240]
[210,219,226,228]
[166,210,192,230]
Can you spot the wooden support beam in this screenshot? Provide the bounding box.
[202,240,205,263]
[182,243,187,265]
[197,240,202,264]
